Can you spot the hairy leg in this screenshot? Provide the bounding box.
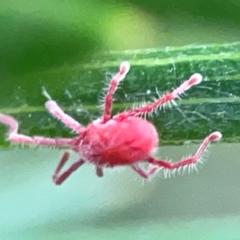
[131,164,159,179]
[102,61,130,123]
[42,87,85,134]
[115,73,203,120]
[0,114,72,146]
[148,132,222,174]
[52,153,85,185]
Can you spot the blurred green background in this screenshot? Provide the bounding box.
[1,0,240,77]
[0,0,240,239]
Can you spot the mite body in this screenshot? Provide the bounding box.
[75,117,158,166]
[0,62,222,185]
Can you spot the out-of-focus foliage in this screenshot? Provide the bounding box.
[1,0,240,76]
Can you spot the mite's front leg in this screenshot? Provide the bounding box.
[102,61,130,123]
[52,154,85,185]
[0,114,72,147]
[42,87,85,134]
[115,73,203,120]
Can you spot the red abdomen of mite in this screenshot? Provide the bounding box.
[75,117,159,166]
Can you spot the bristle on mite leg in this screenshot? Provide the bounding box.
[42,86,52,100]
[147,131,222,178]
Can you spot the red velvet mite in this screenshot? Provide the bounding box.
[0,62,222,185]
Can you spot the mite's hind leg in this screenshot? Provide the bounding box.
[131,164,159,179]
[148,132,222,175]
[52,152,85,185]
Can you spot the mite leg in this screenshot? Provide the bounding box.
[0,114,72,147]
[42,87,85,134]
[148,132,222,175]
[53,152,70,177]
[115,73,203,119]
[131,164,159,179]
[102,61,130,123]
[96,166,104,177]
[52,153,85,185]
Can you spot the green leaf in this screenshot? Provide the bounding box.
[1,42,240,146]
